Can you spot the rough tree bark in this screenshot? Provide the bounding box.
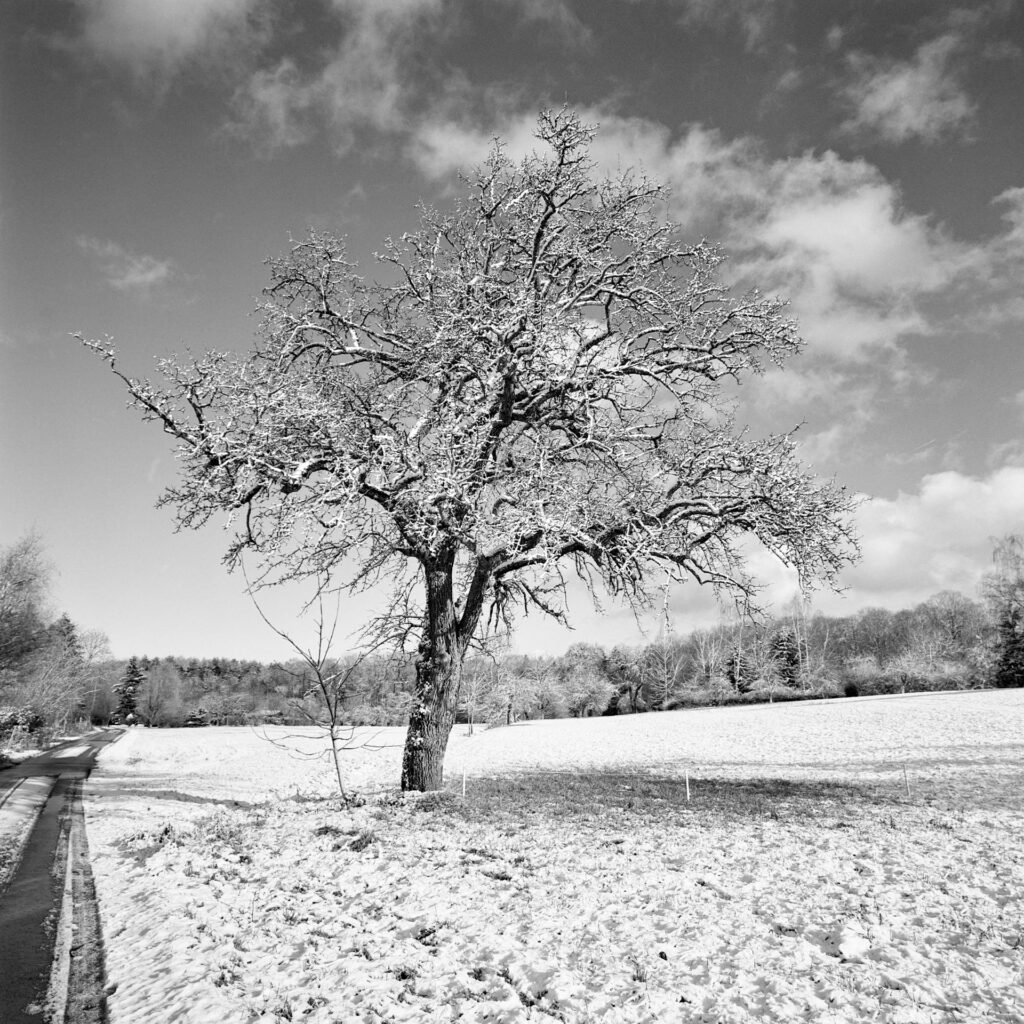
[401,558,464,791]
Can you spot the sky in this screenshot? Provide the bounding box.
[2,0,1023,662]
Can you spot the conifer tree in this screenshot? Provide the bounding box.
[115,657,145,722]
[983,535,1024,688]
[770,628,802,687]
[994,606,1024,688]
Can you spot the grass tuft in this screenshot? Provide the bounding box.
[312,823,345,838]
[628,952,649,983]
[347,827,376,851]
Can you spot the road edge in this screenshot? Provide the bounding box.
[0,776,58,897]
[45,778,109,1024]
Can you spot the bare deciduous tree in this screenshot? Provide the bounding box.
[0,533,50,671]
[84,110,859,790]
[688,626,727,696]
[78,628,113,722]
[557,642,615,718]
[248,575,397,803]
[462,653,536,731]
[919,590,988,659]
[640,637,688,710]
[138,660,185,726]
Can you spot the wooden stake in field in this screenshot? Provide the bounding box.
[903,763,911,798]
[685,770,691,802]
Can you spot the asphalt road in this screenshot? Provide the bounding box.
[0,730,122,1024]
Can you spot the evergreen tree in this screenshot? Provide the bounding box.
[983,535,1024,689]
[994,606,1024,688]
[770,629,801,687]
[48,613,84,680]
[115,657,145,722]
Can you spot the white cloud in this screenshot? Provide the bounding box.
[406,107,982,373]
[945,188,1024,330]
[992,186,1024,251]
[735,152,968,358]
[670,0,776,52]
[721,466,1024,617]
[407,114,544,179]
[228,0,590,156]
[515,466,1024,651]
[755,162,951,293]
[610,122,989,360]
[229,0,442,153]
[773,68,802,95]
[229,59,319,151]
[66,0,264,75]
[987,439,1024,469]
[840,34,976,144]
[498,0,585,36]
[230,0,586,156]
[845,467,1024,601]
[76,237,175,292]
[825,25,845,52]
[409,111,756,206]
[746,366,886,469]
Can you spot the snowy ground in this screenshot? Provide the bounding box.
[85,691,1024,1023]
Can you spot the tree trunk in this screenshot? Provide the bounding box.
[400,559,463,792]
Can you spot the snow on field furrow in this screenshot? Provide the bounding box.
[97,811,1015,1019]
[84,691,1024,1023]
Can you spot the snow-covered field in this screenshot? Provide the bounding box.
[85,691,1024,1022]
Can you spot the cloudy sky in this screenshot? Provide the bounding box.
[2,0,1023,661]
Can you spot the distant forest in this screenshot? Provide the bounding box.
[2,531,1023,738]
[85,588,1015,729]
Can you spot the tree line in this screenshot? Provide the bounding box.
[0,533,112,738]
[61,582,1024,731]
[2,530,1022,744]
[452,579,1021,727]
